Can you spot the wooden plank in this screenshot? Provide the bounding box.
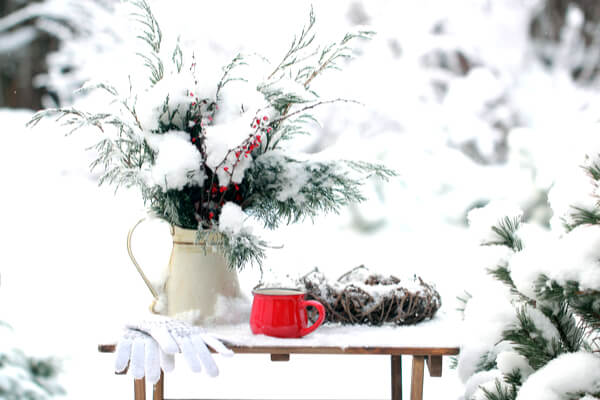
[270,353,290,362]
[153,371,164,400]
[134,378,146,400]
[410,356,425,400]
[426,355,443,377]
[391,355,402,400]
[98,343,459,356]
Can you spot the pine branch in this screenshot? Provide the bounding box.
[483,216,523,251]
[535,275,600,344]
[487,265,532,302]
[482,379,517,400]
[567,206,600,231]
[503,306,563,370]
[456,290,473,315]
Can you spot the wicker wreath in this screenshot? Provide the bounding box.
[299,266,441,325]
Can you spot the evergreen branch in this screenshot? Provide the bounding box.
[301,30,375,89]
[222,230,268,272]
[503,369,523,388]
[567,206,600,231]
[585,161,600,182]
[476,352,498,372]
[74,81,119,97]
[481,379,517,400]
[244,154,368,229]
[172,37,183,73]
[27,108,106,134]
[267,7,316,81]
[344,160,397,181]
[535,275,600,342]
[131,0,163,84]
[503,306,563,370]
[271,98,360,126]
[540,302,587,353]
[456,290,472,315]
[487,265,531,302]
[216,53,247,101]
[130,0,161,52]
[483,216,523,251]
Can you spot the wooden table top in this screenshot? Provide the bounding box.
[98,342,459,356]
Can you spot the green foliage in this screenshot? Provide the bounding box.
[535,274,600,343]
[483,216,523,251]
[0,323,63,400]
[463,168,600,400]
[567,206,600,231]
[503,306,562,370]
[130,0,163,84]
[27,2,393,272]
[243,153,395,230]
[481,379,517,400]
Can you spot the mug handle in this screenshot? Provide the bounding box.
[299,300,326,337]
[127,218,160,305]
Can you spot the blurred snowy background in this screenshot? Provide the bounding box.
[1,0,600,399]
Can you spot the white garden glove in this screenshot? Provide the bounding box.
[115,327,167,384]
[115,317,233,383]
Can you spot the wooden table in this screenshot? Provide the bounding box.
[98,342,458,400]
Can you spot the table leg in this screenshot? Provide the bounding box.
[410,356,425,400]
[134,378,146,400]
[391,355,402,400]
[153,371,164,400]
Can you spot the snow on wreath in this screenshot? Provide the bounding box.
[27,0,396,270]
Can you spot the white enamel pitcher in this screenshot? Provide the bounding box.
[127,219,242,323]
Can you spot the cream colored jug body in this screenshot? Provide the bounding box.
[127,220,242,324]
[165,226,241,320]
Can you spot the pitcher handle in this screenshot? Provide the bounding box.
[127,218,159,300]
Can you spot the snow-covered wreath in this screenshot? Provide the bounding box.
[299,266,441,325]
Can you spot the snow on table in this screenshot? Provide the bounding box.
[209,312,461,350]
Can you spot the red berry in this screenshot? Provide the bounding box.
[252,125,257,129]
[263,116,268,121]
[224,167,229,172]
[208,212,214,219]
[234,184,239,191]
[190,92,194,97]
[267,127,272,133]
[192,137,197,143]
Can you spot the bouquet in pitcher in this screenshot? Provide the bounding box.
[28,1,395,322]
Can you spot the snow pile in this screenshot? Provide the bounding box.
[516,352,600,400]
[467,200,523,245]
[146,130,205,190]
[218,203,252,237]
[510,225,600,298]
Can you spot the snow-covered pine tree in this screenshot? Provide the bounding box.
[0,321,63,400]
[457,159,600,399]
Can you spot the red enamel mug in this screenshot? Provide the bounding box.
[250,288,326,338]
